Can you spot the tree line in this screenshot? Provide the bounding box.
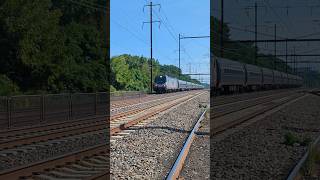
[110,54,201,92]
[0,0,202,95]
[0,0,108,96]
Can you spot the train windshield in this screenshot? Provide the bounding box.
[155,75,166,84]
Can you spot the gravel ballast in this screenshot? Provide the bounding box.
[211,93,320,180]
[0,130,108,171]
[110,91,209,179]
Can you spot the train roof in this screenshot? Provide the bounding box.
[216,57,304,80]
[156,74,202,85]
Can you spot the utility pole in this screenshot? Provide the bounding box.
[178,34,210,88]
[220,0,224,57]
[254,2,257,65]
[179,33,181,76]
[143,1,161,93]
[178,35,210,70]
[274,24,277,70]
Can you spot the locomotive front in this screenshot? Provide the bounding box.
[154,75,167,93]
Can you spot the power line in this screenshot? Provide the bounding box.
[153,10,178,42]
[228,25,285,39]
[111,19,148,45]
[262,0,294,36]
[112,16,177,69]
[66,0,106,12]
[153,9,197,68]
[154,8,179,40]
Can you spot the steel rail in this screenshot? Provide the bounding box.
[167,91,305,179]
[0,143,108,179]
[286,129,320,180]
[111,90,199,112]
[212,93,305,135]
[166,109,208,179]
[286,90,320,180]
[111,92,205,135]
[0,92,201,150]
[212,91,297,119]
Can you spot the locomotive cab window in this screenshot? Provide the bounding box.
[155,76,166,84]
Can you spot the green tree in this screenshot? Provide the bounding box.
[0,75,19,96]
[110,54,201,91]
[0,0,108,95]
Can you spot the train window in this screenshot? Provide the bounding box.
[155,76,166,84]
[249,72,260,76]
[224,68,243,74]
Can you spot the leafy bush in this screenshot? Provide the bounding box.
[301,137,313,147]
[284,132,299,146]
[0,75,19,96]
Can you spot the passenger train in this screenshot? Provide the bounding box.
[212,57,303,95]
[153,75,204,93]
[153,57,303,94]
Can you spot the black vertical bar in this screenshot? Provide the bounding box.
[274,24,276,70]
[69,93,72,120]
[41,95,45,123]
[294,46,296,74]
[95,93,97,116]
[255,2,257,65]
[179,33,181,88]
[7,97,11,129]
[220,0,224,57]
[285,39,288,73]
[179,33,181,72]
[150,1,153,93]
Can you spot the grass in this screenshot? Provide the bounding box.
[301,145,320,177]
[284,132,300,146]
[283,132,312,147]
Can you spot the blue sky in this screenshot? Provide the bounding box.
[110,0,210,83]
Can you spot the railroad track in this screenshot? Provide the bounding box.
[0,90,205,179]
[0,89,304,179]
[0,143,109,179]
[309,89,320,96]
[212,91,304,135]
[111,90,199,109]
[211,88,302,106]
[166,90,306,179]
[0,91,200,151]
[110,91,207,138]
[166,109,208,179]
